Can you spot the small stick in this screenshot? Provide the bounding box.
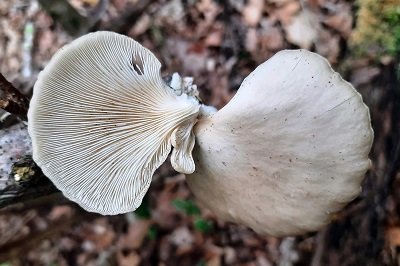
[0,73,29,121]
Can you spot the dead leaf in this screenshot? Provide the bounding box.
[129,14,151,37]
[117,250,141,266]
[242,0,264,26]
[315,28,340,64]
[81,219,115,251]
[196,0,222,24]
[268,0,294,6]
[387,227,400,247]
[169,226,194,247]
[47,206,73,221]
[256,253,273,266]
[223,247,237,265]
[324,10,353,38]
[260,20,284,51]
[245,28,258,52]
[274,1,301,25]
[119,219,152,249]
[152,180,180,229]
[159,236,173,261]
[207,255,221,266]
[204,23,224,47]
[170,226,195,256]
[284,10,319,49]
[351,66,381,87]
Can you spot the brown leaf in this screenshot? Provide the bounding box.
[223,247,237,265]
[242,0,264,26]
[47,206,73,221]
[207,255,221,266]
[351,66,381,87]
[386,227,400,247]
[245,28,258,52]
[128,14,151,37]
[275,1,301,25]
[315,29,340,64]
[152,181,180,229]
[324,10,353,38]
[204,23,224,47]
[116,250,141,266]
[169,226,194,247]
[284,10,319,49]
[119,219,152,250]
[81,218,115,251]
[259,22,284,51]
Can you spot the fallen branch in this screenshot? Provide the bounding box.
[0,74,29,121]
[0,156,60,210]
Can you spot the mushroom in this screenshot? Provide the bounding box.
[28,31,202,215]
[186,50,373,236]
[28,31,373,236]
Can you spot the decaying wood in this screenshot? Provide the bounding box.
[0,73,60,210]
[0,73,29,121]
[0,156,60,211]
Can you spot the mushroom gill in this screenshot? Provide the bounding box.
[28,31,200,215]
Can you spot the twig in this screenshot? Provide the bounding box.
[0,193,66,214]
[0,74,29,121]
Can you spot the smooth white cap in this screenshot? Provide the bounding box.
[187,50,373,236]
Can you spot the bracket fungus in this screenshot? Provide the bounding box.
[186,50,373,236]
[28,31,373,236]
[28,32,201,214]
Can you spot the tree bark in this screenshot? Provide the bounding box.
[0,156,60,211]
[0,74,29,121]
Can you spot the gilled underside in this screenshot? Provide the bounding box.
[28,32,200,215]
[28,32,373,236]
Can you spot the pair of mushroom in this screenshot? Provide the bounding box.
[28,31,373,237]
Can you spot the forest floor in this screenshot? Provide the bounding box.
[0,0,400,265]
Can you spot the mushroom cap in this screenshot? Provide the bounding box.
[28,31,200,215]
[186,49,373,236]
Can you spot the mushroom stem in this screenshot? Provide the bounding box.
[199,104,218,117]
[166,72,217,118]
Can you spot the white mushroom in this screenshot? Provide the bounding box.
[28,31,373,236]
[186,49,373,236]
[28,31,201,215]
